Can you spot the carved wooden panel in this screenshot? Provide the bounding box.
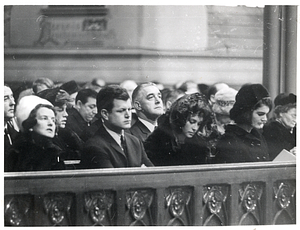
[125,189,155,226]
[238,183,263,225]
[83,190,116,226]
[42,192,75,226]
[202,185,229,226]
[273,180,296,224]
[164,187,193,226]
[4,195,33,226]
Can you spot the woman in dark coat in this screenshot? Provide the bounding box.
[263,93,296,160]
[144,93,212,166]
[214,84,272,164]
[37,88,84,166]
[7,96,65,172]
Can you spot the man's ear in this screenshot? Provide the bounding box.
[134,101,142,111]
[101,109,109,121]
[76,100,83,109]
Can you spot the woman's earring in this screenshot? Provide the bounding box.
[29,128,33,132]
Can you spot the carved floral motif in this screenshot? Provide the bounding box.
[238,183,263,225]
[4,196,31,226]
[84,191,114,226]
[126,190,154,226]
[274,182,295,209]
[273,181,296,224]
[43,193,72,226]
[203,185,228,226]
[165,187,192,225]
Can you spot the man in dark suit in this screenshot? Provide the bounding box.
[80,85,153,168]
[4,85,19,171]
[127,82,164,142]
[65,88,98,140]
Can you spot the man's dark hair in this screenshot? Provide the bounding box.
[76,88,97,104]
[97,85,130,113]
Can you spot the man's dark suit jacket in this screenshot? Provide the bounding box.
[65,107,91,140]
[127,119,151,143]
[80,124,154,168]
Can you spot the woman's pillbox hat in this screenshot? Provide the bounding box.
[37,88,71,106]
[15,95,53,132]
[60,80,80,95]
[230,84,270,120]
[274,93,296,107]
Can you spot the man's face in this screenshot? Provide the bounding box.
[104,99,132,133]
[136,86,164,119]
[4,86,15,121]
[77,97,97,122]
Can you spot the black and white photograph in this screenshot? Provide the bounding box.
[3,2,298,227]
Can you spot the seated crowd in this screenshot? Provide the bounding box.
[4,77,297,172]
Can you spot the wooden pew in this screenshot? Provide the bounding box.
[4,161,296,226]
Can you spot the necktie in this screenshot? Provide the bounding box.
[4,127,12,145]
[120,135,128,156]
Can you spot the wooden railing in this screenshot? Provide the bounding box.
[4,162,296,226]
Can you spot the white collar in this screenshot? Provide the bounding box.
[138,118,157,132]
[103,123,124,147]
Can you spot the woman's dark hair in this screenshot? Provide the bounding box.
[169,93,212,133]
[233,97,273,125]
[22,104,56,132]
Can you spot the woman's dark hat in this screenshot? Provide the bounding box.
[274,93,296,107]
[60,80,80,95]
[37,88,71,106]
[230,84,270,120]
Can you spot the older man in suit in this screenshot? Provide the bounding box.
[80,85,153,168]
[4,85,19,172]
[128,82,164,143]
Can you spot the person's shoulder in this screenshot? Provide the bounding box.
[263,120,281,131]
[217,125,239,143]
[66,107,78,116]
[124,131,140,142]
[65,108,81,123]
[84,129,107,146]
[129,119,150,134]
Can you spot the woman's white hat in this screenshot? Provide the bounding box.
[15,95,53,132]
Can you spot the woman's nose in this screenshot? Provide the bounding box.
[262,115,268,121]
[192,124,199,131]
